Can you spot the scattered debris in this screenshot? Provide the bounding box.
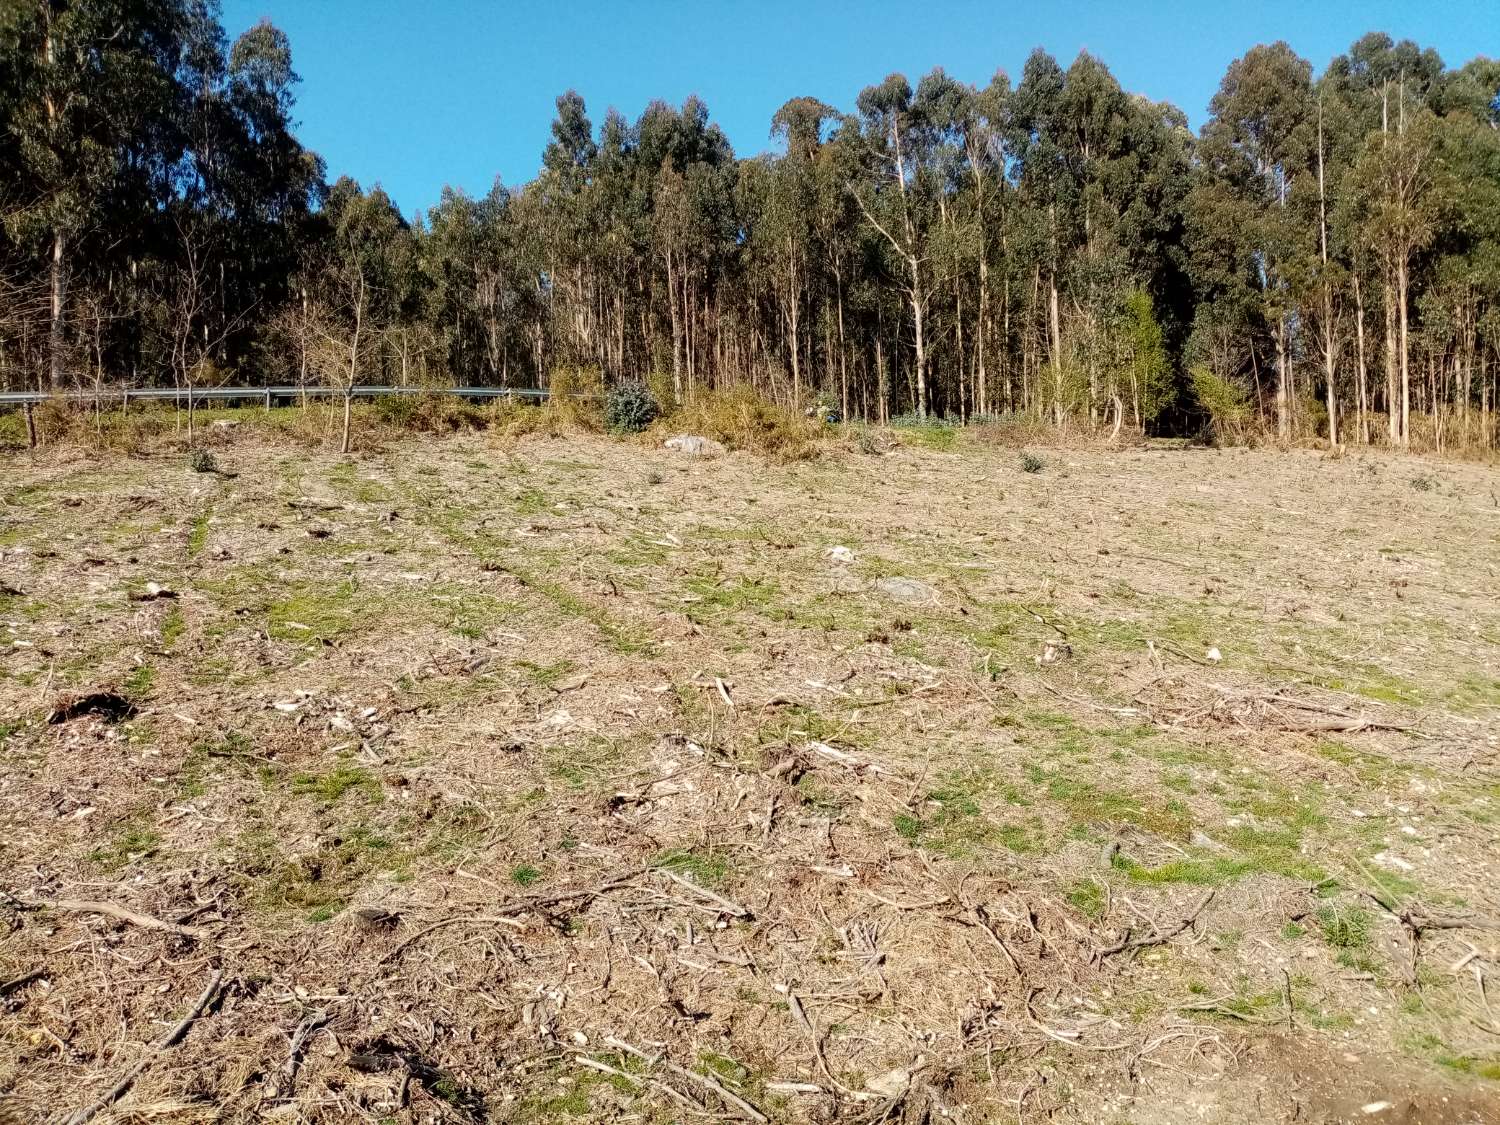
[46,690,136,725]
[129,580,177,601]
[1037,640,1073,666]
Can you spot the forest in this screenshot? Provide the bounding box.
[2,1,1498,449]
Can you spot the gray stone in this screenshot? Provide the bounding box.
[663,434,726,457]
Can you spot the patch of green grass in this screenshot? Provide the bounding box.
[89,825,162,871]
[160,603,185,648]
[518,659,577,688]
[653,847,730,888]
[1066,878,1106,919]
[512,486,551,515]
[1032,767,1192,840]
[682,572,782,624]
[122,664,156,697]
[511,864,543,887]
[1317,904,1371,950]
[188,511,210,557]
[1112,852,1256,886]
[697,1050,752,1084]
[290,764,381,804]
[892,417,959,451]
[267,578,361,646]
[894,768,1040,859]
[1436,1055,1500,1082]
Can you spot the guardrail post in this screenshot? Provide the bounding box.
[25,401,37,450]
[264,388,272,410]
[122,389,130,413]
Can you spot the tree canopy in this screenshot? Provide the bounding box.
[3,3,1498,449]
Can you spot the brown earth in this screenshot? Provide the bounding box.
[1,428,1497,1123]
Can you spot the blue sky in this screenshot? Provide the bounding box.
[220,0,1498,220]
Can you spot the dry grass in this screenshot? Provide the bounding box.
[0,430,1497,1122]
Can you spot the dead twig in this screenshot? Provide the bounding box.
[0,969,43,998]
[603,1036,765,1121]
[1093,890,1215,965]
[65,968,224,1125]
[281,1009,328,1094]
[379,867,653,964]
[25,897,211,940]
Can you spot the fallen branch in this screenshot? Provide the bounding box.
[602,1036,765,1121]
[1093,890,1215,965]
[1023,987,1131,1051]
[281,1009,328,1093]
[27,897,210,940]
[65,968,224,1125]
[379,866,653,964]
[0,969,43,998]
[660,870,751,918]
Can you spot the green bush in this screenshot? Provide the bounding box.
[188,447,218,473]
[1018,451,1045,474]
[1190,366,1253,444]
[604,380,662,433]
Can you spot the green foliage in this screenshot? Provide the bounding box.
[1190,367,1253,443]
[1121,288,1173,425]
[604,380,661,433]
[0,1,1495,447]
[188,448,218,473]
[1018,451,1045,473]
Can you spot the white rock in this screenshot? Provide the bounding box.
[827,545,855,564]
[864,1068,912,1098]
[874,576,938,603]
[663,434,726,457]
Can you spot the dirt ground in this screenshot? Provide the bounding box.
[1,425,1498,1124]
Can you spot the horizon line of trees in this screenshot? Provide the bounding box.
[2,2,1499,449]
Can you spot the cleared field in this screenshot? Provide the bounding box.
[1,430,1498,1123]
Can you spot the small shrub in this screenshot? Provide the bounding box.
[604,380,661,434]
[1190,367,1253,445]
[547,365,606,431]
[655,385,822,461]
[188,447,218,473]
[1019,451,1045,474]
[1410,474,1436,492]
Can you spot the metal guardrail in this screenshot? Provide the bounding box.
[0,385,555,407]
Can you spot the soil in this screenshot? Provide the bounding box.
[1,429,1497,1123]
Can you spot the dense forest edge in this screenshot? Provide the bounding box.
[2,3,1499,454]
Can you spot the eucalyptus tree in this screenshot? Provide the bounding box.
[1188,42,1315,440]
[1,0,191,388]
[851,73,936,416]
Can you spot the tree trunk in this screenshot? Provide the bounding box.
[1048,273,1062,427]
[1353,272,1369,444]
[1384,274,1399,443]
[48,230,67,391]
[1397,255,1410,446]
[911,287,927,419]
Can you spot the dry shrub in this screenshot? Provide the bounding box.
[371,391,491,434]
[546,366,605,431]
[652,384,824,461]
